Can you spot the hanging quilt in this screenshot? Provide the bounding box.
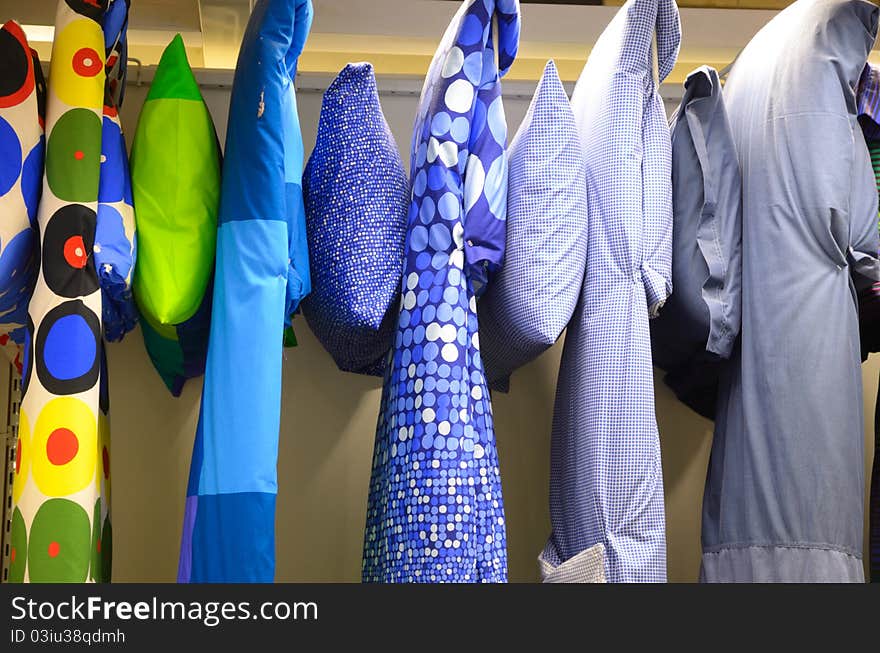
[131,34,220,396]
[0,21,44,375]
[10,0,112,583]
[362,0,521,583]
[179,0,313,583]
[302,62,409,377]
[542,0,679,583]
[705,0,878,582]
[96,0,136,343]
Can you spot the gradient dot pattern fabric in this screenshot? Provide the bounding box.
[11,0,113,584]
[362,0,520,583]
[541,0,679,583]
[302,62,408,376]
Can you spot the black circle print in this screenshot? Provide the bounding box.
[42,204,99,299]
[65,0,109,23]
[36,300,101,396]
[99,344,108,415]
[0,26,30,101]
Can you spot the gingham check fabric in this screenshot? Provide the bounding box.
[478,60,589,392]
[541,0,679,583]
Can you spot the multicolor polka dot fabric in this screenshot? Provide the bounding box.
[0,21,45,375]
[362,0,520,583]
[302,62,409,376]
[10,0,113,584]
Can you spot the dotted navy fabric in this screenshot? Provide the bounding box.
[541,0,678,583]
[362,0,520,583]
[478,60,588,393]
[302,63,409,376]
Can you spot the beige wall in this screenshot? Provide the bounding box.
[105,77,879,584]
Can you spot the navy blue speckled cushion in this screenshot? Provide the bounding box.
[302,63,409,375]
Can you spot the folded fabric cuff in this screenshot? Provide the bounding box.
[465,241,503,297]
[539,542,606,583]
[642,264,672,318]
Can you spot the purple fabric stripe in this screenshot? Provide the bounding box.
[177,495,198,583]
[859,64,880,139]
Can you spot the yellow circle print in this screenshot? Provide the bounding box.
[48,18,105,109]
[32,397,97,497]
[95,410,110,498]
[12,410,31,504]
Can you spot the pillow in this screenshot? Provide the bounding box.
[478,60,588,392]
[0,21,44,373]
[131,34,221,396]
[649,66,742,420]
[301,62,408,375]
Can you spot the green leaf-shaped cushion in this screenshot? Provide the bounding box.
[131,34,221,395]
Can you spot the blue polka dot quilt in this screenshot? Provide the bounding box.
[362,0,520,583]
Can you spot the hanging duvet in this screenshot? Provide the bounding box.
[0,21,44,375]
[179,0,313,583]
[362,0,520,583]
[541,0,679,584]
[10,0,112,583]
[705,0,879,583]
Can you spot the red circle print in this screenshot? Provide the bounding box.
[48,541,60,558]
[72,48,102,77]
[63,236,88,269]
[15,439,21,471]
[46,428,79,466]
[10,546,15,563]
